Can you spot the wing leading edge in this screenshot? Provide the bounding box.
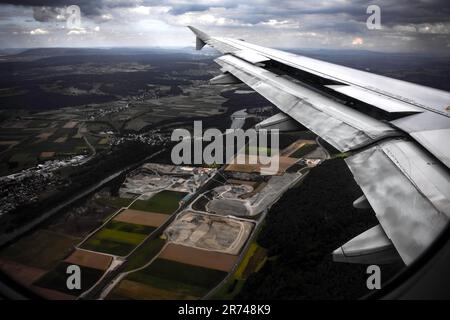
[188,26,450,265]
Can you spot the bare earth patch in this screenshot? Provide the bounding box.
[225,155,298,175]
[54,136,68,143]
[63,121,78,129]
[36,132,53,140]
[280,140,310,156]
[227,179,258,188]
[0,258,46,286]
[0,140,19,146]
[113,209,168,228]
[159,244,238,272]
[165,211,253,254]
[64,249,112,271]
[31,286,77,300]
[40,151,55,158]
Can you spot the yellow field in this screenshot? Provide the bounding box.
[234,243,267,280]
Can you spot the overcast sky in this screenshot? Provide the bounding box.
[0,0,449,53]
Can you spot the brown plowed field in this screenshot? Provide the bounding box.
[113,209,168,227]
[64,249,112,271]
[159,243,238,272]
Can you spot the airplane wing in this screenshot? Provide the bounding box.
[188,26,450,266]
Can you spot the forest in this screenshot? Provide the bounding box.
[237,158,404,299]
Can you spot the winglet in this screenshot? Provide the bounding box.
[187,26,210,50]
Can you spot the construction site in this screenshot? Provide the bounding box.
[203,172,303,217]
[164,211,254,255]
[119,163,214,199]
[102,136,326,299]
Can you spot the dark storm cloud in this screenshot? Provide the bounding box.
[365,0,450,25]
[32,6,62,21]
[0,0,449,52]
[0,0,104,16]
[1,0,449,25]
[226,0,450,25]
[0,1,157,17]
[168,4,226,15]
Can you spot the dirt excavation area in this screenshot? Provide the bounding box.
[164,211,254,255]
[119,163,214,199]
[119,173,174,198]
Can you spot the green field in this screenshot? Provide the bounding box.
[126,258,227,297]
[290,144,317,158]
[286,162,307,173]
[80,220,155,256]
[0,230,81,270]
[124,238,166,272]
[33,262,104,295]
[18,138,86,155]
[8,153,31,163]
[86,121,116,134]
[3,136,88,174]
[129,190,187,214]
[245,146,273,156]
[96,197,135,209]
[210,278,245,300]
[103,220,155,235]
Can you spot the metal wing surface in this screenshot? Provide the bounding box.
[188,26,450,265]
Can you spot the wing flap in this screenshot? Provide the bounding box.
[332,225,401,264]
[255,112,304,131]
[391,112,450,168]
[216,54,398,152]
[232,50,270,64]
[345,139,450,264]
[326,85,424,114]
